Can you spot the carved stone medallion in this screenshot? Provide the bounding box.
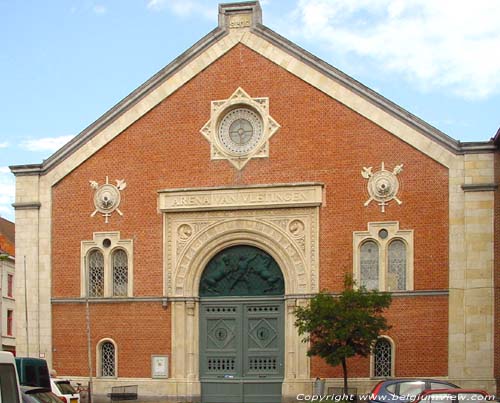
[362,162,403,212]
[90,176,126,223]
[200,87,280,170]
[218,108,264,155]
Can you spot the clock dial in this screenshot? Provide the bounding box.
[218,108,263,155]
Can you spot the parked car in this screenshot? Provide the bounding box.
[0,351,22,403]
[50,378,80,403]
[15,357,51,389]
[413,389,494,403]
[21,386,64,403]
[370,379,460,403]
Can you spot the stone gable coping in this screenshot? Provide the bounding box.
[9,1,496,179]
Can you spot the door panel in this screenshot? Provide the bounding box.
[200,300,284,403]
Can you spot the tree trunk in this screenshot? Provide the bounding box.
[341,357,348,394]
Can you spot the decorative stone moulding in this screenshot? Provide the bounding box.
[164,208,319,297]
[90,176,126,223]
[362,162,403,213]
[200,87,281,170]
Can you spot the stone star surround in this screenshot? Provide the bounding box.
[200,87,280,170]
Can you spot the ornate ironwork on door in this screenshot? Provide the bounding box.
[199,245,285,297]
[200,301,284,403]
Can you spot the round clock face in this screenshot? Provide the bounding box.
[218,108,264,155]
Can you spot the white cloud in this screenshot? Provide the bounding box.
[93,5,107,15]
[290,0,500,99]
[146,0,215,20]
[0,167,15,221]
[20,135,75,152]
[0,142,8,149]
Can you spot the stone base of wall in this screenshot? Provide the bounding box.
[71,376,498,403]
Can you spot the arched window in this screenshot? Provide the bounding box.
[360,241,379,290]
[354,222,413,291]
[81,233,134,298]
[88,250,104,297]
[100,341,116,377]
[388,240,406,291]
[112,249,128,297]
[373,337,393,377]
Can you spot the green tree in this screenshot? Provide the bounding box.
[294,275,392,393]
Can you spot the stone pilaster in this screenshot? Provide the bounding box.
[448,154,495,388]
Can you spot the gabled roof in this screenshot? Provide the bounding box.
[492,127,500,145]
[10,1,495,178]
[0,216,15,256]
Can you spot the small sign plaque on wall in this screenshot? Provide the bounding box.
[151,355,168,378]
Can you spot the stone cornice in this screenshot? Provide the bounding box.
[51,289,449,304]
[461,183,498,192]
[12,202,41,210]
[51,297,169,304]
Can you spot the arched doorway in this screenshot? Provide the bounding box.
[199,245,285,403]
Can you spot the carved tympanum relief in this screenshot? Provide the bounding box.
[90,176,126,223]
[199,245,285,297]
[362,162,403,213]
[200,87,280,170]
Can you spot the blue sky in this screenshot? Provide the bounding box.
[1,0,499,221]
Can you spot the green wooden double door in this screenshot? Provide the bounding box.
[200,299,284,403]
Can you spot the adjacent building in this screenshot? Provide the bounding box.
[0,217,15,354]
[10,2,499,402]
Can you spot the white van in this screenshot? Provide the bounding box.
[0,351,22,403]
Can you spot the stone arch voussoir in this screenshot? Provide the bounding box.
[172,219,308,297]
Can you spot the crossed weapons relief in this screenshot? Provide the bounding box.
[90,176,127,223]
[362,162,403,213]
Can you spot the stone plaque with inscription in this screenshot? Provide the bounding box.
[158,184,323,212]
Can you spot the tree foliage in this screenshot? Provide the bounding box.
[294,275,392,391]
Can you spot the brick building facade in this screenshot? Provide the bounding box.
[11,2,499,402]
[0,217,15,354]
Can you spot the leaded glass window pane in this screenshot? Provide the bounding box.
[88,250,104,297]
[360,241,379,290]
[374,338,392,377]
[113,250,128,297]
[101,342,116,377]
[388,240,406,291]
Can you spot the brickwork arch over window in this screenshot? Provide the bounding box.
[81,232,133,298]
[354,222,413,291]
[372,336,395,377]
[97,339,117,378]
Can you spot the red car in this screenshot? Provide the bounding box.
[413,389,494,403]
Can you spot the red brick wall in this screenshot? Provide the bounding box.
[311,295,449,378]
[52,302,170,377]
[51,43,449,377]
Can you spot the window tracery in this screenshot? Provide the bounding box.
[354,222,413,291]
[373,337,393,377]
[98,340,117,378]
[81,232,133,298]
